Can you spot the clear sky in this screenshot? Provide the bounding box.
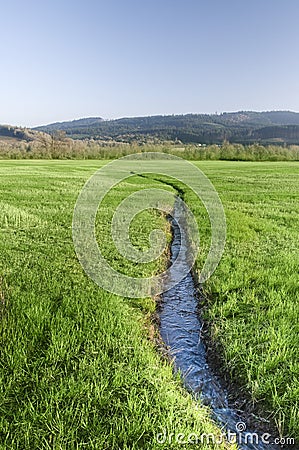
[1,0,299,127]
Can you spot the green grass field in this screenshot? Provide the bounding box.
[0,160,229,450]
[191,162,299,438]
[0,159,298,448]
[144,160,299,439]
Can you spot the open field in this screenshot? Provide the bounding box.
[0,159,298,447]
[0,160,228,450]
[142,160,299,439]
[189,162,299,438]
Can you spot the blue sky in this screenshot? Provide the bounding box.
[1,0,299,127]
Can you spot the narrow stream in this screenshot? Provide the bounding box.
[159,203,279,450]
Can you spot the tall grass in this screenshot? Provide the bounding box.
[1,159,298,445]
[143,161,299,439]
[186,162,299,439]
[0,160,229,450]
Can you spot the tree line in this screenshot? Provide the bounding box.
[0,136,299,161]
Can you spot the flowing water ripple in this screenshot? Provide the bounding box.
[160,203,280,450]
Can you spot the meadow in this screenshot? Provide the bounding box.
[0,159,298,448]
[192,162,299,438]
[139,160,299,439]
[0,160,228,450]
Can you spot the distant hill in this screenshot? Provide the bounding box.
[35,117,104,132]
[33,111,299,145]
[0,125,46,143]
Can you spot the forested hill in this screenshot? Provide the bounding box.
[0,125,45,142]
[34,111,299,144]
[37,117,104,131]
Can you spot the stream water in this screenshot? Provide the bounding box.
[159,204,279,450]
